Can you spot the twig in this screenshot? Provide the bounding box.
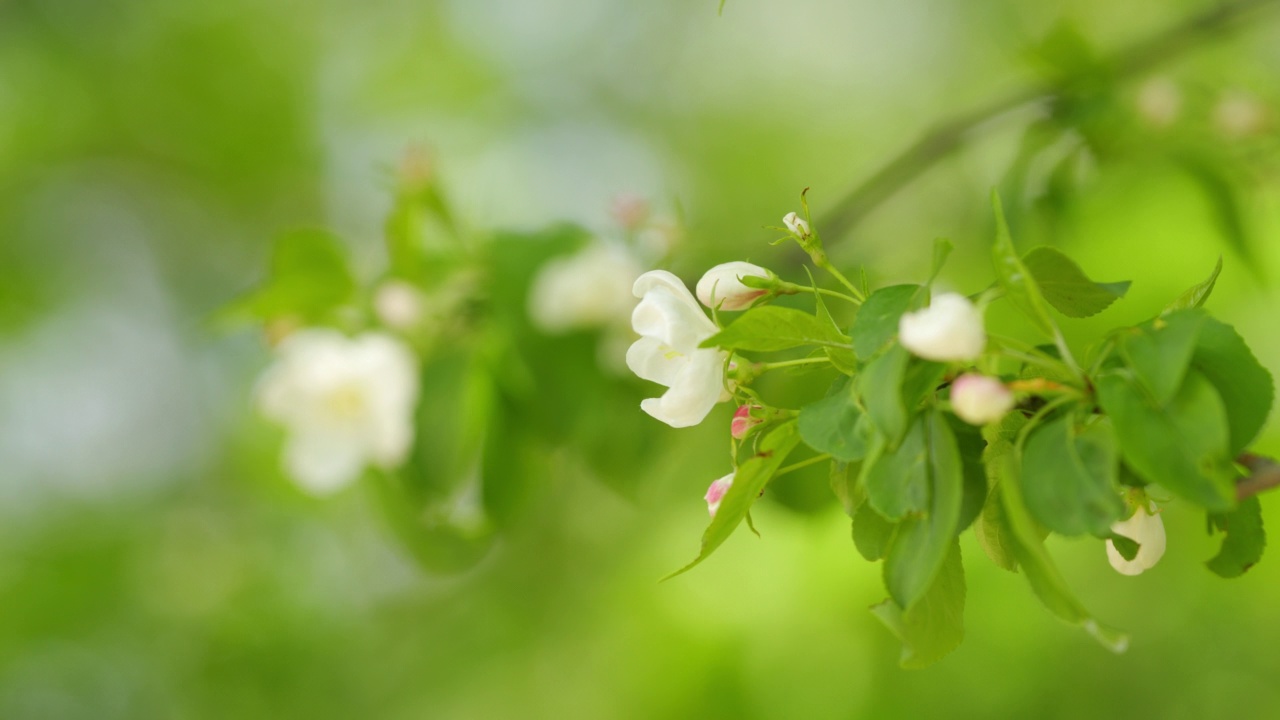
[1237,452,1280,501]
[818,0,1280,241]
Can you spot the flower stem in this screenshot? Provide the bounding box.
[776,453,833,478]
[756,356,832,373]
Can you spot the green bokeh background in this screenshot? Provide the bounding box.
[4,1,1280,717]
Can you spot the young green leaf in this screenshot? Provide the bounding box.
[811,273,858,373]
[1191,317,1274,454]
[1020,416,1124,537]
[1096,370,1237,512]
[883,411,965,610]
[850,284,920,359]
[864,415,930,521]
[871,541,966,669]
[664,422,802,580]
[853,501,897,562]
[857,345,911,445]
[985,421,1129,652]
[929,238,954,284]
[1021,246,1130,318]
[701,306,851,352]
[1117,310,1205,405]
[219,228,356,324]
[1207,496,1266,578]
[1164,256,1222,314]
[949,417,990,533]
[1108,534,1140,562]
[976,483,1020,572]
[991,191,1055,336]
[799,386,872,462]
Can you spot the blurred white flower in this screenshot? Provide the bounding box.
[695,261,772,311]
[373,279,427,331]
[898,292,985,362]
[950,373,1013,425]
[256,329,419,495]
[529,242,643,333]
[610,192,651,231]
[1106,503,1166,576]
[705,473,734,517]
[1213,90,1268,138]
[782,212,810,238]
[1136,77,1182,128]
[627,270,728,428]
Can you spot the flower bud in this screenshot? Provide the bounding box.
[950,373,1014,425]
[1106,503,1166,576]
[1213,90,1267,138]
[695,261,773,311]
[783,212,810,238]
[705,473,734,517]
[374,280,427,331]
[898,292,986,362]
[731,404,762,439]
[610,193,650,231]
[1136,77,1181,128]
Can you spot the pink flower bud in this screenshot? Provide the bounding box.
[950,373,1014,425]
[705,473,734,517]
[731,404,762,439]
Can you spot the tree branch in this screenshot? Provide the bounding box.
[1237,452,1280,501]
[817,0,1280,242]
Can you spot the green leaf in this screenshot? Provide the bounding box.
[991,191,1055,336]
[1191,318,1274,454]
[948,417,990,533]
[830,462,859,517]
[850,284,920,359]
[857,345,910,445]
[1096,370,1236,512]
[929,238,953,284]
[1109,534,1140,562]
[883,411,965,610]
[1207,496,1266,578]
[798,384,871,462]
[219,228,356,324]
[664,422,802,579]
[985,419,1129,652]
[1021,246,1130,318]
[1020,416,1125,537]
[701,306,851,352]
[811,272,858,373]
[871,541,966,669]
[976,483,1020,572]
[1164,256,1222,314]
[1177,153,1260,278]
[853,501,897,562]
[864,415,930,521]
[1117,310,1205,405]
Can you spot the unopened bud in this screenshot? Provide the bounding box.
[950,373,1014,425]
[1213,90,1267,138]
[731,404,763,439]
[610,193,650,231]
[374,280,427,331]
[1106,503,1166,576]
[695,261,774,311]
[705,473,734,517]
[783,212,811,238]
[1136,77,1182,128]
[898,293,986,362]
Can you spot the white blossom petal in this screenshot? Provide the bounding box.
[638,346,725,428]
[283,431,366,495]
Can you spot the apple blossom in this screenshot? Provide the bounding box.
[898,292,986,362]
[782,211,811,238]
[731,404,762,439]
[626,270,729,428]
[256,329,420,495]
[1106,504,1166,576]
[528,242,643,333]
[705,473,734,517]
[374,279,427,331]
[950,373,1014,425]
[695,261,773,311]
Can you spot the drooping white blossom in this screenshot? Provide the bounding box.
[695,261,772,311]
[705,473,734,517]
[950,373,1014,425]
[256,329,420,495]
[898,292,986,362]
[782,212,811,238]
[1106,503,1167,576]
[626,270,729,428]
[528,242,643,334]
[373,279,427,331]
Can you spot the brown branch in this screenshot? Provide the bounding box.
[1237,452,1280,501]
[817,0,1280,242]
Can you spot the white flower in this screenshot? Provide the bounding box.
[256,329,420,495]
[1136,77,1182,128]
[529,242,643,333]
[1213,90,1267,138]
[1106,503,1166,576]
[783,212,810,238]
[626,270,729,428]
[373,280,426,331]
[898,292,986,362]
[950,373,1014,425]
[705,473,734,517]
[695,261,772,311]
